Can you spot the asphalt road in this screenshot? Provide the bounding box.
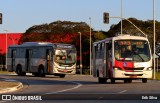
[1,73,160,103]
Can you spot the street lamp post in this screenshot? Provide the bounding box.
[4,30,8,70]
[78,32,82,75]
[153,0,156,79]
[89,17,92,75]
[120,0,123,35]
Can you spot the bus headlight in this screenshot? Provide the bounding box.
[73,66,76,69]
[114,67,121,70]
[147,67,152,71]
[114,68,118,70]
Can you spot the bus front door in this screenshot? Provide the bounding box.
[106,43,112,78]
[46,49,52,73]
[26,49,32,72]
[11,50,16,71]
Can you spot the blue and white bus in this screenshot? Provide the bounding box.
[7,42,76,78]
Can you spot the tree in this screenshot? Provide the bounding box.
[107,18,160,51]
[18,18,160,73]
[19,21,92,70]
[93,31,107,42]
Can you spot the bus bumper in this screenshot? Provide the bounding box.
[53,63,76,74]
[113,70,153,79]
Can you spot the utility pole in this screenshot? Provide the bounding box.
[4,30,8,70]
[153,0,156,79]
[89,17,92,75]
[78,32,82,75]
[120,0,123,35]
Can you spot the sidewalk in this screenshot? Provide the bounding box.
[0,78,23,94]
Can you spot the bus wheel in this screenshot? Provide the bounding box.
[32,73,39,77]
[124,79,128,83]
[38,66,45,77]
[21,72,26,76]
[16,65,26,76]
[142,78,147,83]
[59,74,65,78]
[124,79,132,83]
[111,78,115,84]
[98,77,107,83]
[128,79,132,83]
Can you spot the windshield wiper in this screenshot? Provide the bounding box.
[59,50,66,57]
[133,52,144,62]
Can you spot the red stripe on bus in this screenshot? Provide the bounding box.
[114,60,134,70]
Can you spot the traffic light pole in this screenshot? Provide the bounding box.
[153,0,156,80]
[109,16,146,37]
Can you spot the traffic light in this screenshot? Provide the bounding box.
[0,13,2,24]
[103,12,109,24]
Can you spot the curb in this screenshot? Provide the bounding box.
[0,79,23,94]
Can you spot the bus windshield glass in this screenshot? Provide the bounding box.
[114,40,150,62]
[55,49,76,65]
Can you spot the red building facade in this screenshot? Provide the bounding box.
[0,33,22,54]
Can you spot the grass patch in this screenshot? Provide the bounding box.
[0,71,15,74]
[155,72,160,80]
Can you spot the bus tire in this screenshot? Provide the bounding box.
[21,72,26,76]
[142,78,147,83]
[111,78,115,84]
[124,79,132,83]
[128,79,132,83]
[38,66,45,77]
[59,74,65,78]
[98,77,107,83]
[32,73,39,77]
[16,65,26,76]
[97,70,99,77]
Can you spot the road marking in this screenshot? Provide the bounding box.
[0,101,7,103]
[8,73,33,76]
[45,81,82,94]
[118,90,127,94]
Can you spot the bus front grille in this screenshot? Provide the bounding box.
[58,69,73,73]
[124,67,144,71]
[125,74,143,76]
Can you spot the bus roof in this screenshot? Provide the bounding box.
[9,42,53,48]
[8,42,75,49]
[113,35,148,41]
[93,34,148,45]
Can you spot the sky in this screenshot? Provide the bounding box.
[0,0,160,33]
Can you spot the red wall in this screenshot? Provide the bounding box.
[0,33,22,54]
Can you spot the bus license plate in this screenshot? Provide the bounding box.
[64,70,68,72]
[130,76,137,78]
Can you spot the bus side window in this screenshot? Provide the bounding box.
[108,43,112,50]
[7,48,11,58]
[108,43,112,57]
[95,46,98,59]
[12,50,17,58]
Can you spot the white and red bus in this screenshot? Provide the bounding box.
[7,42,76,78]
[92,34,152,83]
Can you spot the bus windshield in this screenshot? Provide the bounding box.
[55,49,76,65]
[114,40,150,62]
